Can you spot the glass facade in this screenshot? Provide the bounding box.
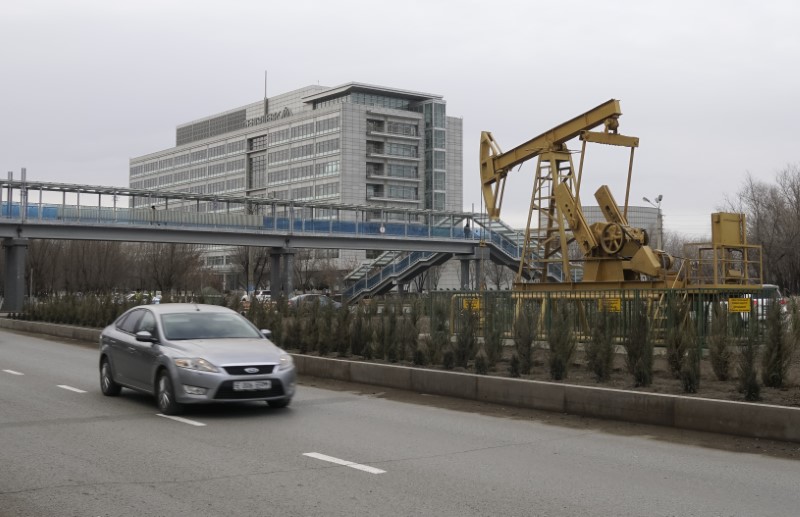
[421,100,447,210]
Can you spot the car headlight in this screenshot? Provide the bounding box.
[279,354,294,371]
[174,358,219,373]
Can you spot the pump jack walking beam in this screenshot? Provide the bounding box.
[479,99,623,220]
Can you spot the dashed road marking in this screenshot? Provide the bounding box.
[2,369,24,375]
[57,385,87,393]
[303,452,386,474]
[156,414,206,427]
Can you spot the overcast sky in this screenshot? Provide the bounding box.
[2,0,798,237]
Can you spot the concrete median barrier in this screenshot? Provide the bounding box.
[3,317,799,444]
[477,376,565,412]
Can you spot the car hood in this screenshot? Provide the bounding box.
[165,338,286,365]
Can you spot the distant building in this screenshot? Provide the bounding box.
[582,205,662,248]
[129,83,463,290]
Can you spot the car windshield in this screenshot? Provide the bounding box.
[160,312,262,340]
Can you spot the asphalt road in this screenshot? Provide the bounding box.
[1,329,799,517]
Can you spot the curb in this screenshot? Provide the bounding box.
[4,318,798,443]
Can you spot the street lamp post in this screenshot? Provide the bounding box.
[642,195,663,250]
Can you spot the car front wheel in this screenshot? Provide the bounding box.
[156,371,183,415]
[100,359,122,396]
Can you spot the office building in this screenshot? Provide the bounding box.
[129,82,463,290]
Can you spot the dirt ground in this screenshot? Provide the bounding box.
[511,348,800,408]
[312,346,800,409]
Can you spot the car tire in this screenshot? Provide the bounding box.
[100,358,122,396]
[156,371,183,415]
[267,398,291,409]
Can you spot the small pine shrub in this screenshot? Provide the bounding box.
[362,339,375,360]
[334,307,351,357]
[474,347,489,375]
[413,339,429,366]
[547,301,576,381]
[664,297,690,379]
[761,299,792,388]
[586,311,616,382]
[625,302,653,387]
[286,317,303,352]
[681,345,701,393]
[428,297,450,365]
[738,328,761,401]
[708,301,732,381]
[514,301,537,375]
[442,348,455,370]
[454,308,478,368]
[483,309,504,367]
[509,353,521,378]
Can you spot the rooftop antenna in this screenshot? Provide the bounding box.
[264,70,269,117]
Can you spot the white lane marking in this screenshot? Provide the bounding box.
[2,369,24,375]
[57,385,87,393]
[303,452,386,474]
[156,414,206,427]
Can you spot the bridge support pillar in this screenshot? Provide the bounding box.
[270,250,282,299]
[283,251,295,296]
[460,258,471,290]
[2,238,28,312]
[459,247,489,292]
[269,248,295,299]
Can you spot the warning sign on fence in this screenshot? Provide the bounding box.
[728,298,751,313]
[461,297,481,311]
[598,298,622,312]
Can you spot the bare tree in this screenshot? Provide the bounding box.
[728,165,800,292]
[139,243,203,294]
[486,261,514,290]
[230,246,271,290]
[293,249,317,292]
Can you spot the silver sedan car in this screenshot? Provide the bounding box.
[99,303,295,414]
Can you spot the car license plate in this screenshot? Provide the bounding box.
[233,380,271,391]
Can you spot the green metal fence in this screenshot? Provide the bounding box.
[416,287,787,345]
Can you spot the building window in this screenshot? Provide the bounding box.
[291,122,315,140]
[226,158,245,172]
[208,163,226,176]
[208,144,226,159]
[268,149,290,165]
[269,128,290,145]
[267,168,289,185]
[290,164,314,181]
[291,143,314,160]
[250,155,267,189]
[367,141,384,155]
[249,135,268,152]
[386,143,417,158]
[290,186,314,201]
[387,185,418,200]
[366,184,383,198]
[316,116,340,134]
[388,164,418,179]
[434,150,446,169]
[387,121,418,136]
[315,182,339,199]
[226,140,246,154]
[316,138,340,156]
[316,160,340,177]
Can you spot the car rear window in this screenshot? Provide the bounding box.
[160,312,262,340]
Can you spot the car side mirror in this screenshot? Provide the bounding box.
[261,329,272,339]
[136,330,158,343]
